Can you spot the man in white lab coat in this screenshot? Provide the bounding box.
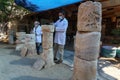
[54,11,68,64]
[33,21,42,55]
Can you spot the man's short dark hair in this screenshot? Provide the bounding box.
[59,10,66,15]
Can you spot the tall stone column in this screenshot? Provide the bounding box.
[73,1,102,80]
[33,25,55,70]
[42,25,55,68]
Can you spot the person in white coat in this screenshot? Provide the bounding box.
[33,21,42,55]
[54,11,68,64]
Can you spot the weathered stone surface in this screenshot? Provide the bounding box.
[42,48,55,68]
[25,43,36,56]
[16,32,26,37]
[73,56,97,80]
[23,34,36,56]
[8,29,14,44]
[38,25,55,69]
[25,34,35,42]
[16,32,26,44]
[33,58,45,71]
[16,44,24,51]
[42,32,53,49]
[16,33,36,56]
[42,25,54,32]
[16,38,25,44]
[75,31,101,61]
[16,36,25,41]
[77,1,102,32]
[8,35,14,44]
[16,33,25,41]
[20,46,27,57]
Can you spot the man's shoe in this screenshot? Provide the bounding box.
[56,60,63,64]
[54,58,58,61]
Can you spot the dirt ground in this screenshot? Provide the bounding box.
[97,58,120,80]
[0,47,72,80]
[0,43,120,80]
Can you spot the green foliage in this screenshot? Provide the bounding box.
[111,40,120,44]
[0,0,30,22]
[111,28,120,36]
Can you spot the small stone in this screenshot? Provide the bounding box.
[20,47,27,57]
[33,58,45,70]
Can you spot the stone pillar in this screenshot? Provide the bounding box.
[73,1,102,80]
[33,25,55,70]
[42,25,55,68]
[7,22,14,44]
[8,29,14,44]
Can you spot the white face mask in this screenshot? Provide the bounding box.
[35,24,38,27]
[59,16,63,19]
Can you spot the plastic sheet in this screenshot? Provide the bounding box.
[15,0,83,12]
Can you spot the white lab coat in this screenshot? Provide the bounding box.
[54,18,68,45]
[33,25,42,43]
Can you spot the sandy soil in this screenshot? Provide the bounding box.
[97,58,120,80]
[0,48,72,80]
[0,43,120,80]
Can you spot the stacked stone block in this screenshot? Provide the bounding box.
[33,25,55,70]
[73,1,102,80]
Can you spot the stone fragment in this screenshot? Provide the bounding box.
[33,58,45,70]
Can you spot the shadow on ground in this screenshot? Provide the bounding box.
[97,58,120,80]
[11,76,57,80]
[10,50,21,56]
[10,58,36,66]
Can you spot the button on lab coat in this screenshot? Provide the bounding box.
[54,18,68,45]
[33,25,42,43]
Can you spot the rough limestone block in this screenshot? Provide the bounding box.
[73,56,97,80]
[20,47,27,57]
[33,58,45,71]
[8,35,14,44]
[16,32,26,41]
[42,48,55,68]
[16,44,24,51]
[42,32,53,49]
[16,36,25,41]
[77,1,102,32]
[25,43,36,56]
[42,25,54,32]
[25,34,35,42]
[75,31,101,61]
[16,32,26,37]
[15,40,25,44]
